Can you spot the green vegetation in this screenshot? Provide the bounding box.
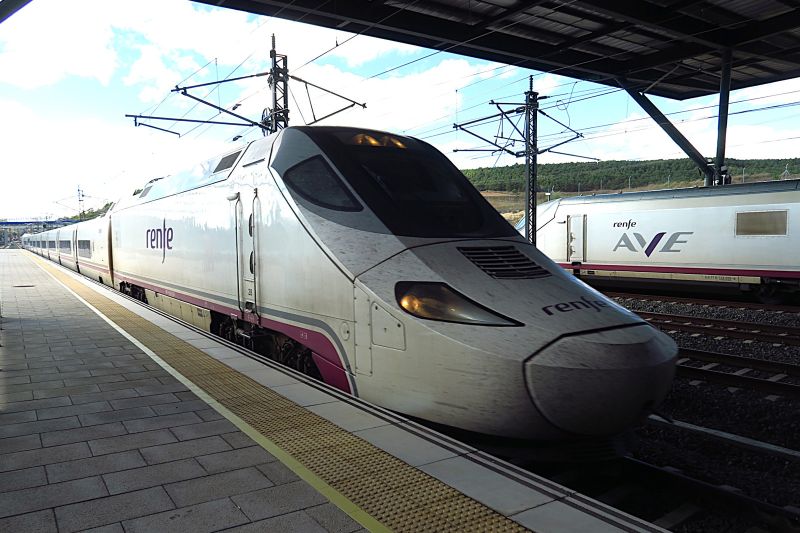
[463,157,800,193]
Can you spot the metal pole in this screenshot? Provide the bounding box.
[524,77,538,245]
[715,48,732,186]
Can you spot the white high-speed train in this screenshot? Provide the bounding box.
[519,180,800,301]
[24,126,677,442]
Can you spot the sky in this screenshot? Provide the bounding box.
[1,0,799,220]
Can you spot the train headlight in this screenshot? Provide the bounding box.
[395,282,521,326]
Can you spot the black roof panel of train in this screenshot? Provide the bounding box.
[554,179,800,205]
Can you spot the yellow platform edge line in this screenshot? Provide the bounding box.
[27,254,390,533]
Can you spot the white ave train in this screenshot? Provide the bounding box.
[24,126,677,442]
[518,180,800,301]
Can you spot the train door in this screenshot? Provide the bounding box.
[567,214,586,263]
[233,189,261,318]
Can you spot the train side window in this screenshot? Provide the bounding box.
[78,240,91,258]
[735,210,788,236]
[283,156,362,212]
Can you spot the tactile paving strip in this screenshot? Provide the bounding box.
[32,256,530,533]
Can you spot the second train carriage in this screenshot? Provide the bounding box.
[519,179,800,300]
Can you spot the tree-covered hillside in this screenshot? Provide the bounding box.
[462,158,800,192]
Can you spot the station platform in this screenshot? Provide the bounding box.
[0,250,664,533]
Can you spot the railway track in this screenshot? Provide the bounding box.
[606,291,800,314]
[675,347,800,398]
[639,310,800,345]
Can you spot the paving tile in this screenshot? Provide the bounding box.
[0,442,91,472]
[47,450,147,483]
[175,391,201,402]
[195,445,276,474]
[272,382,338,407]
[0,395,71,414]
[0,390,34,403]
[54,486,175,533]
[103,458,206,495]
[89,365,148,377]
[511,498,629,533]
[231,480,328,521]
[140,435,232,465]
[256,460,300,485]
[81,522,124,533]
[134,382,188,396]
[29,370,92,383]
[0,509,57,533]
[224,511,327,533]
[170,419,238,441]
[41,422,128,447]
[122,497,249,533]
[306,502,364,533]
[0,417,83,441]
[0,409,37,426]
[3,374,32,385]
[69,388,139,405]
[109,393,179,410]
[2,380,65,394]
[62,374,126,387]
[36,400,112,420]
[97,378,161,392]
[33,384,101,399]
[0,476,107,519]
[165,467,274,507]
[221,431,257,449]
[196,408,225,421]
[122,411,203,434]
[307,401,389,432]
[88,429,177,456]
[419,455,558,515]
[353,424,459,467]
[150,399,209,416]
[0,466,48,493]
[79,406,156,426]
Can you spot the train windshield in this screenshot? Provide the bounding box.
[303,128,516,238]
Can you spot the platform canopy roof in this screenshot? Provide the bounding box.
[194,0,800,100]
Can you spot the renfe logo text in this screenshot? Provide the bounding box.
[146,219,173,263]
[542,296,609,316]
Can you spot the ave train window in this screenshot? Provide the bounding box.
[302,127,516,239]
[735,210,788,236]
[283,156,362,211]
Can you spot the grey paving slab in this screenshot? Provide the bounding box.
[165,466,274,507]
[46,450,147,483]
[97,378,162,392]
[140,435,232,465]
[221,431,257,449]
[0,390,34,403]
[256,460,301,485]
[69,388,140,405]
[195,445,276,474]
[0,466,48,493]
[0,395,71,414]
[511,499,628,533]
[88,429,177,456]
[103,457,206,495]
[354,424,460,467]
[307,401,390,432]
[150,399,209,416]
[231,480,328,521]
[122,411,203,433]
[196,408,225,421]
[108,392,180,410]
[306,502,364,533]
[33,384,102,399]
[122,497,250,533]
[134,382,189,396]
[170,419,238,441]
[0,476,108,519]
[0,509,57,533]
[0,442,92,472]
[41,422,128,447]
[79,406,156,426]
[29,370,92,383]
[36,400,112,420]
[54,486,175,533]
[0,409,37,426]
[81,522,124,533]
[225,510,329,533]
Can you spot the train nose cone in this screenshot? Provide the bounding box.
[525,325,676,436]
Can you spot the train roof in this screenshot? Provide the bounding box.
[552,178,800,206]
